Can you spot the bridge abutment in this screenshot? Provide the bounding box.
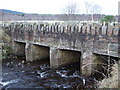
[25,43,49,61]
[12,41,25,56]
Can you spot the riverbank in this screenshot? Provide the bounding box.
[98,61,119,88]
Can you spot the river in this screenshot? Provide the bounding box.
[1,56,97,89]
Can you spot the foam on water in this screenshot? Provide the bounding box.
[56,70,68,77]
[0,79,20,86]
[37,71,48,78]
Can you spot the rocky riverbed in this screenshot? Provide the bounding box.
[1,56,97,89]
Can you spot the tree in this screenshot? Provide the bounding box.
[63,2,79,14]
[84,2,101,22]
[62,2,80,21]
[100,17,108,23]
[100,15,115,23]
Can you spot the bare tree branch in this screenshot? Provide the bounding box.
[62,2,80,22]
[84,2,101,14]
[84,2,101,22]
[62,2,79,14]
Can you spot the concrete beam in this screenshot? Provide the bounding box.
[50,47,81,67]
[25,43,49,61]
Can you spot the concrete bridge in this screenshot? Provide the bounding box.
[2,22,120,76]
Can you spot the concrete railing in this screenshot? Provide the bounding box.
[3,23,119,42]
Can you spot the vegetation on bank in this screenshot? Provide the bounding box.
[98,61,119,88]
[100,15,115,23]
[1,27,13,59]
[2,44,13,57]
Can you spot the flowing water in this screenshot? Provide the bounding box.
[1,56,97,89]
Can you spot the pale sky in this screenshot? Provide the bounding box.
[0,0,119,15]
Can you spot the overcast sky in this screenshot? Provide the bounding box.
[0,0,119,15]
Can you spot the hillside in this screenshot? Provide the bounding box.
[0,9,118,21]
[0,9,24,14]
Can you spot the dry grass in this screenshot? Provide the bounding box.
[98,62,119,88]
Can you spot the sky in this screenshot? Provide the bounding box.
[0,0,119,15]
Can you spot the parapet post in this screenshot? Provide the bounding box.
[33,23,38,42]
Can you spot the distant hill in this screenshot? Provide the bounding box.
[0,9,118,21]
[0,9,24,14]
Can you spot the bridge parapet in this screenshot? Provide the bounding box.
[9,23,118,41]
[2,22,118,57]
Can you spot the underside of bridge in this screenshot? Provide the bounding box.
[25,43,50,61]
[12,41,119,77]
[81,52,109,77]
[84,53,119,78]
[50,48,81,68]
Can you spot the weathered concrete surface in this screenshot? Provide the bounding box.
[2,22,120,77]
[81,51,93,76]
[0,43,3,63]
[0,27,4,42]
[12,41,25,56]
[0,44,2,85]
[0,27,3,83]
[50,47,81,67]
[81,52,106,76]
[25,43,49,61]
[50,47,60,67]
